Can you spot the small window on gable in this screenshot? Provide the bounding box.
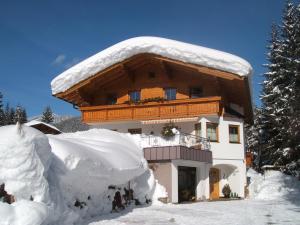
[128,128,142,134]
[106,94,117,105]
[165,88,176,100]
[229,125,240,143]
[206,123,218,142]
[148,72,156,79]
[190,87,203,98]
[129,90,141,102]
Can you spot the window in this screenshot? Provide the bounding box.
[195,123,201,137]
[148,72,156,79]
[190,87,203,98]
[229,125,240,143]
[106,94,117,105]
[128,128,142,134]
[195,123,201,143]
[165,88,176,100]
[129,90,141,102]
[206,123,218,142]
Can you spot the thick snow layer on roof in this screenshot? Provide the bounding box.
[25,120,61,132]
[51,36,253,94]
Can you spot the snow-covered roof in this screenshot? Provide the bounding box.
[25,120,61,132]
[51,36,253,95]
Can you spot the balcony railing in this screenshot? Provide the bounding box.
[140,133,210,150]
[80,96,221,123]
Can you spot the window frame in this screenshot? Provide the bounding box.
[229,124,240,144]
[164,87,177,100]
[206,122,219,142]
[189,87,203,99]
[128,128,142,134]
[128,90,141,102]
[106,93,117,105]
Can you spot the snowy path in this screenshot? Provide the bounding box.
[86,199,300,225]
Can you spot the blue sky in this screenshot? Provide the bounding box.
[0,0,286,117]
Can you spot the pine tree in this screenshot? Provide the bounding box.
[14,105,27,124]
[261,24,285,166]
[0,92,4,126]
[245,108,264,168]
[260,2,300,175]
[41,106,54,124]
[21,107,28,124]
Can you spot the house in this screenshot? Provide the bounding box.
[25,120,62,135]
[51,37,253,203]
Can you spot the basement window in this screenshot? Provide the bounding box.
[128,128,142,134]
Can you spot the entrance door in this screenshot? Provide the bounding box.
[209,168,220,199]
[178,166,196,202]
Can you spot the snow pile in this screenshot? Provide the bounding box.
[0,125,154,225]
[0,125,52,225]
[0,125,52,202]
[48,129,147,194]
[51,36,252,94]
[248,168,300,203]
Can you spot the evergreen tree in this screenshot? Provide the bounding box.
[0,92,4,126]
[41,106,54,124]
[14,105,27,124]
[260,2,300,175]
[245,108,264,168]
[21,107,28,124]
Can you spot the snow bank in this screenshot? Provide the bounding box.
[48,129,147,195]
[51,36,252,94]
[0,125,52,203]
[248,168,300,202]
[0,125,153,224]
[0,200,48,225]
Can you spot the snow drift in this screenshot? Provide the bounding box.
[248,168,300,204]
[51,36,252,94]
[0,125,154,225]
[0,125,52,225]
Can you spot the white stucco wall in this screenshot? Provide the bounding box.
[171,160,211,203]
[92,115,247,198]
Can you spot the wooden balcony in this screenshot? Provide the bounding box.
[80,96,221,123]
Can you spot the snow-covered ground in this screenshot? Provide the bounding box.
[86,169,300,225]
[0,124,299,225]
[86,199,300,225]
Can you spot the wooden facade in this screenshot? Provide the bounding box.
[81,96,221,123]
[54,53,253,124]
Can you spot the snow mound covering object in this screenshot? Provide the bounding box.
[51,36,253,94]
[248,169,300,203]
[48,129,148,202]
[0,125,52,225]
[0,125,52,202]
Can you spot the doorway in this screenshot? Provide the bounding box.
[209,168,220,199]
[178,166,196,202]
